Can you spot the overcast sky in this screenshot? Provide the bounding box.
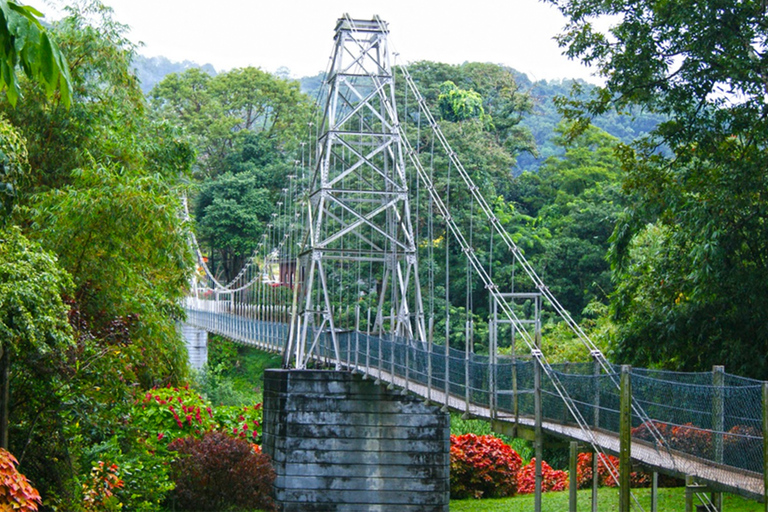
[58,0,599,83]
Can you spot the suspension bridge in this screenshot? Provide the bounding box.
[183,15,767,512]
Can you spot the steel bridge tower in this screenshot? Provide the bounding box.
[285,15,426,369]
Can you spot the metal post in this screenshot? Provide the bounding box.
[489,318,496,419]
[685,475,694,512]
[592,355,600,512]
[427,315,433,403]
[619,365,631,512]
[763,381,768,512]
[569,441,578,512]
[592,449,599,512]
[464,319,470,416]
[713,365,724,463]
[534,352,543,512]
[712,365,724,512]
[651,471,658,512]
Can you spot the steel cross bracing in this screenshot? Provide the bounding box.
[283,16,427,371]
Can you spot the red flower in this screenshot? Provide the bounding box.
[157,432,165,441]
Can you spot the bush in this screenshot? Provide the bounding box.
[724,425,761,469]
[575,452,650,489]
[516,458,568,494]
[450,433,523,499]
[168,431,276,511]
[0,448,41,511]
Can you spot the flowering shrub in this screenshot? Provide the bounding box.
[631,420,673,444]
[516,458,568,494]
[133,385,218,445]
[632,420,713,459]
[168,431,276,511]
[724,425,761,468]
[575,452,650,488]
[82,461,124,512]
[449,434,523,499]
[0,448,41,511]
[214,403,263,444]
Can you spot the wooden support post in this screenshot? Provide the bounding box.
[592,354,600,512]
[569,441,578,512]
[592,448,599,512]
[619,365,631,512]
[685,475,694,512]
[712,365,725,512]
[710,491,722,512]
[534,353,543,512]
[651,472,658,512]
[763,382,768,512]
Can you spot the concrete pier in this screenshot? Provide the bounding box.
[262,369,450,512]
[180,323,208,370]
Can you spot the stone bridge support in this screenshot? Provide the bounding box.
[262,369,450,512]
[180,323,208,370]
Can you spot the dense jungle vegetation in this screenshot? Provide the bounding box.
[0,0,766,508]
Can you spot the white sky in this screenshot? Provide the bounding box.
[50,0,600,83]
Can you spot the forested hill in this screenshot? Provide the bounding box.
[298,69,662,173]
[513,73,665,172]
[134,56,661,173]
[134,55,217,94]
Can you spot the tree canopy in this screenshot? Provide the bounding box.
[550,0,768,377]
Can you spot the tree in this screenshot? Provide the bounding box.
[151,66,311,177]
[0,226,72,448]
[0,2,196,505]
[437,81,485,122]
[549,0,768,376]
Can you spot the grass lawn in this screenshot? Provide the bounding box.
[450,487,762,511]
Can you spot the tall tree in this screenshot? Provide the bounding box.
[550,0,768,377]
[0,1,195,504]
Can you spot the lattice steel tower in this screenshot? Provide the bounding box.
[285,15,426,369]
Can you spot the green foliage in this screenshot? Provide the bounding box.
[550,0,768,376]
[438,81,485,122]
[195,335,282,406]
[133,386,217,443]
[0,0,72,106]
[168,431,276,512]
[150,66,311,177]
[27,164,192,386]
[213,404,263,444]
[0,115,26,222]
[0,3,197,507]
[0,225,72,357]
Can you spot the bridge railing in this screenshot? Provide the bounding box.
[183,303,764,494]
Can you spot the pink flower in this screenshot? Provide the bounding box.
[157,432,164,441]
[243,423,249,430]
